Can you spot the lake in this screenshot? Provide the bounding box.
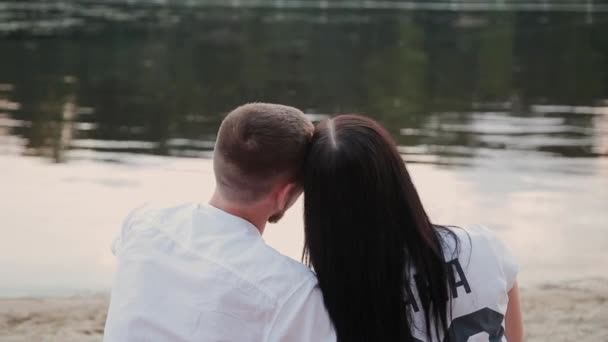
[0,2,607,297]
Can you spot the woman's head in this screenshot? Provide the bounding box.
[303,115,453,342]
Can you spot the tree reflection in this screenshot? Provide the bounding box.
[0,7,606,164]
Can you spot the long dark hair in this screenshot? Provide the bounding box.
[303,115,457,341]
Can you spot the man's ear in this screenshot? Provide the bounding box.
[276,182,303,211]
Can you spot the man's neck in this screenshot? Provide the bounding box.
[209,190,268,234]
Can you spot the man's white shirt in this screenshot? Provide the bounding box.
[104,203,336,342]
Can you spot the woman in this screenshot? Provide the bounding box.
[303,115,523,342]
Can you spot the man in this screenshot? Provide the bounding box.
[104,103,335,341]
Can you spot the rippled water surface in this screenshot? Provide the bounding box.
[0,1,607,296]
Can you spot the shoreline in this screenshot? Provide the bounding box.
[1,278,606,341]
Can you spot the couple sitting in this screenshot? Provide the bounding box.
[103,103,523,342]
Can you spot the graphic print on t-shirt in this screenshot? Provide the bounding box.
[406,225,518,342]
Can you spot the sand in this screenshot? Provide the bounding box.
[522,278,608,342]
[1,279,606,342]
[0,295,107,342]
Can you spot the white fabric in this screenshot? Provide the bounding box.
[104,203,336,342]
[408,225,519,341]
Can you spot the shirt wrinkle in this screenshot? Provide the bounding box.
[263,273,313,341]
[104,203,335,342]
[138,219,279,303]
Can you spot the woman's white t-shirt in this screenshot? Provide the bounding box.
[407,225,519,342]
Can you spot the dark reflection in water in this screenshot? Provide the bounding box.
[0,3,607,166]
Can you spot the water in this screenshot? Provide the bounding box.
[1,2,607,297]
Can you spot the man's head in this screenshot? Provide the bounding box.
[213,103,314,223]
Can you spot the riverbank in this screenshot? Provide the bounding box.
[1,278,606,342]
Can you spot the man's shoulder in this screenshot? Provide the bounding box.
[258,242,316,280]
[113,203,170,248]
[117,202,317,303]
[125,202,196,226]
[121,202,198,236]
[226,236,318,303]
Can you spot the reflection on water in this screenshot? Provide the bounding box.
[1,5,608,166]
[0,3,607,296]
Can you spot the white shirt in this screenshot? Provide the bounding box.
[408,225,519,341]
[104,203,336,342]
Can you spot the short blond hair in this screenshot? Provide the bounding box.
[213,103,313,202]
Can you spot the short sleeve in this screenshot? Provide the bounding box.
[478,225,519,291]
[111,204,149,256]
[266,281,336,342]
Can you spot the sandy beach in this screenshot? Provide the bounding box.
[1,278,606,342]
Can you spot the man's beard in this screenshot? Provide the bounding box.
[267,187,301,224]
[267,210,285,224]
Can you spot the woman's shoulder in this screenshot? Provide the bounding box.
[456,224,512,259]
[437,224,519,291]
[437,224,504,251]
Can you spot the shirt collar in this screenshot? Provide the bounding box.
[199,203,262,237]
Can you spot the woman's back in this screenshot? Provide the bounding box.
[302,115,522,342]
[407,225,518,341]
